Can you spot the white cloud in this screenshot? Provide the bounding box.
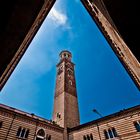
[48,7,67,26]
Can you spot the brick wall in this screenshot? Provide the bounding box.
[69,110,140,140]
[0,106,63,140]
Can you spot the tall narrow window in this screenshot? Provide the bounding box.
[112,127,118,137]
[25,129,30,138]
[16,127,22,137]
[47,135,51,140]
[21,128,26,138]
[90,134,93,140]
[87,135,90,140]
[83,135,87,140]
[104,130,109,139]
[49,135,51,140]
[0,121,3,128]
[134,121,140,132]
[108,129,113,138]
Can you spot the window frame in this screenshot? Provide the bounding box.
[104,128,118,139]
[83,134,93,140]
[134,121,140,132]
[16,127,29,139]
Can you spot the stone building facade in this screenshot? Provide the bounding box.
[0,104,63,140]
[0,51,140,140]
[69,105,140,140]
[1,103,140,140]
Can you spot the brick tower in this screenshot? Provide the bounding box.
[52,50,80,128]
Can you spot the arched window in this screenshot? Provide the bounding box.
[37,129,45,137]
[36,129,45,140]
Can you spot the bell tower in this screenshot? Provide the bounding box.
[52,50,80,128]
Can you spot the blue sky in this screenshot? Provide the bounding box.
[0,0,140,124]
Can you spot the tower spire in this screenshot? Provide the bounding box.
[52,50,80,128]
